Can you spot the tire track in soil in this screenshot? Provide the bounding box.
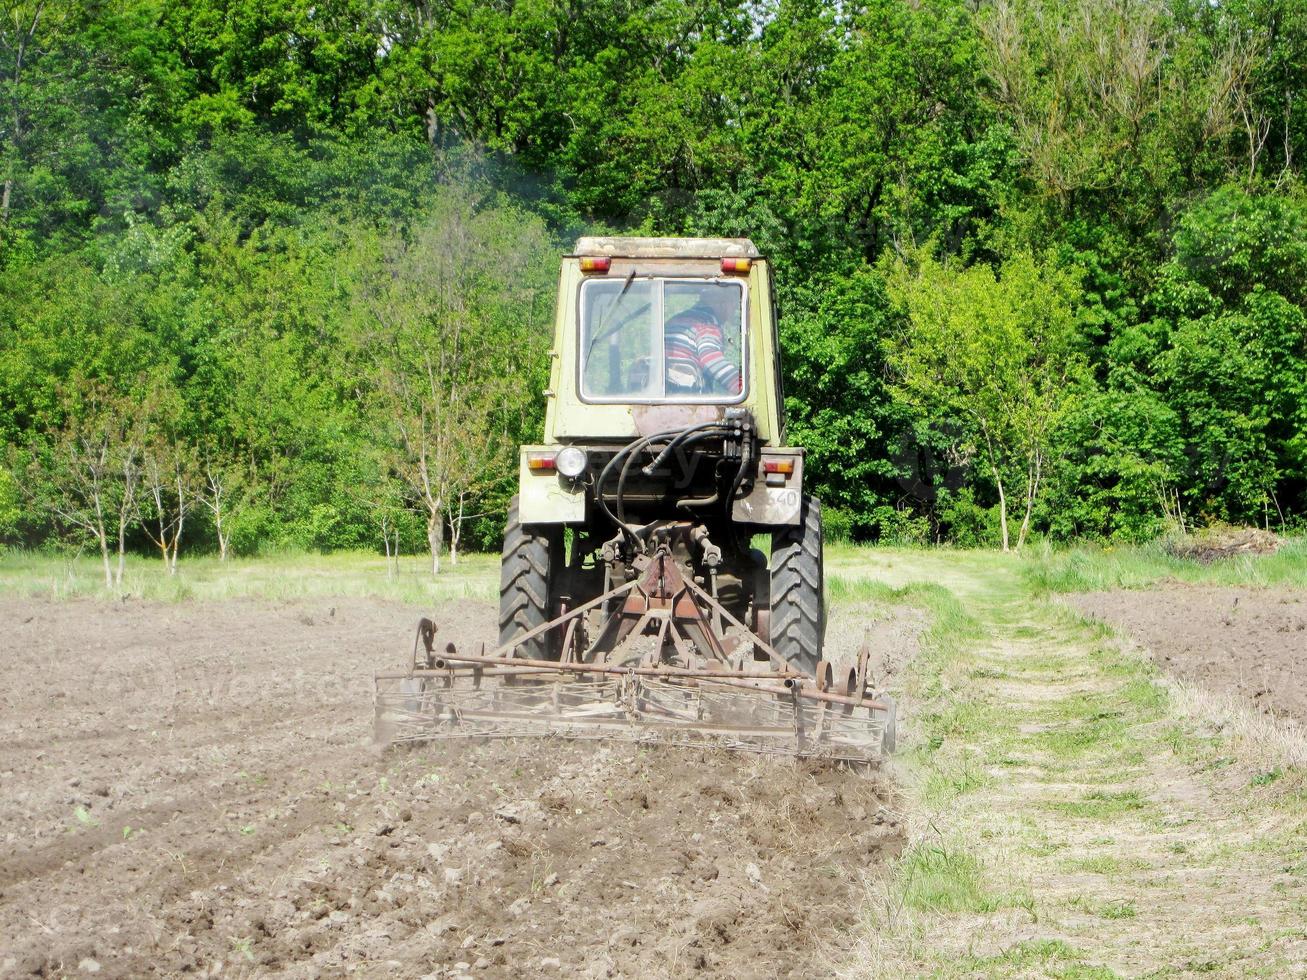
[0,597,904,978]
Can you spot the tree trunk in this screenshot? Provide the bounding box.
[98,529,112,589]
[426,96,440,148]
[170,488,185,575]
[1016,452,1042,552]
[206,470,230,561]
[155,509,169,567]
[981,429,1009,552]
[994,468,1010,552]
[169,523,182,574]
[382,515,395,580]
[1016,489,1034,551]
[116,524,127,587]
[427,511,443,576]
[448,495,464,567]
[90,492,113,588]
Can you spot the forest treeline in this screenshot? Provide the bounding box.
[1,0,1304,573]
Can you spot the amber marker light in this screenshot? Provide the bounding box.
[526,452,558,471]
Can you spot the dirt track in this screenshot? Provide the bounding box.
[0,598,902,978]
[1066,584,1307,722]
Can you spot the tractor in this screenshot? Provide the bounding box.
[376,238,893,763]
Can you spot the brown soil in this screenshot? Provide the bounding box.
[1065,585,1307,722]
[0,597,903,979]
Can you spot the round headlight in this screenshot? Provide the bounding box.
[556,446,588,478]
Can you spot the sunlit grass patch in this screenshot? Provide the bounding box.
[0,549,500,604]
[896,844,992,914]
[952,939,1120,979]
[1022,536,1307,594]
[843,547,1307,977]
[920,755,990,807]
[1030,716,1131,760]
[1062,854,1130,875]
[918,698,998,752]
[825,574,901,606]
[1098,900,1138,920]
[1044,790,1149,820]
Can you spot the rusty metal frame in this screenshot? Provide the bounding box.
[375,547,893,764]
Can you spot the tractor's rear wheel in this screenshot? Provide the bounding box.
[769,495,825,676]
[499,496,562,660]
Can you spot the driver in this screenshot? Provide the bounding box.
[664,284,742,395]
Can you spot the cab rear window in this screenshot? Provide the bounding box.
[578,278,746,403]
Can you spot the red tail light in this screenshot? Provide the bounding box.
[721,257,752,274]
[580,256,612,274]
[762,457,795,475]
[526,452,557,471]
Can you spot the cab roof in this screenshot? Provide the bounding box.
[571,236,761,259]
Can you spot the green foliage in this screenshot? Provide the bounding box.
[1,0,1305,555]
[0,465,20,541]
[887,249,1088,549]
[1145,188,1307,526]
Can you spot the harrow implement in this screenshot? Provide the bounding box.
[375,548,895,765]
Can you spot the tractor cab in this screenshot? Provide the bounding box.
[517,238,799,531]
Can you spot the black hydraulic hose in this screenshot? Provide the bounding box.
[641,420,730,476]
[619,423,734,529]
[599,417,749,549]
[726,426,754,511]
[614,441,648,532]
[596,433,660,519]
[651,419,752,516]
[595,430,673,549]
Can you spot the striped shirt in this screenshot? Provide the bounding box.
[664,305,742,395]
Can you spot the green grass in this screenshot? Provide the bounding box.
[1098,900,1137,920]
[896,844,993,914]
[8,534,1301,606]
[921,756,991,807]
[1061,855,1144,875]
[0,549,500,603]
[952,939,1120,979]
[837,544,1307,977]
[1021,536,1307,594]
[1043,790,1150,820]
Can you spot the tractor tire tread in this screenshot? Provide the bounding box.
[498,497,557,658]
[769,495,825,676]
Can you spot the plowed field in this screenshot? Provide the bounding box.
[0,598,902,979]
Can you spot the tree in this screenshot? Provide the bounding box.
[137,384,194,575]
[888,250,1087,550]
[30,385,143,586]
[1042,388,1187,541]
[344,187,552,574]
[1141,187,1307,526]
[198,449,247,563]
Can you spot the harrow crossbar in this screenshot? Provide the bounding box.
[375,548,895,763]
[376,675,889,764]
